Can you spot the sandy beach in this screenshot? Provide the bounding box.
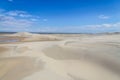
[0,32,120,80]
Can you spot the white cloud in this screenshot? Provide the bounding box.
[0,9,39,31]
[19,14,32,18]
[0,9,119,33]
[7,12,18,16]
[98,15,110,19]
[30,18,38,21]
[43,19,48,21]
[0,16,33,27]
[34,22,120,33]
[86,22,120,28]
[6,10,33,18]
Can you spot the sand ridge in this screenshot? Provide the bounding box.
[0,32,120,80]
[0,57,44,80]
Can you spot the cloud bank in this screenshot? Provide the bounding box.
[0,9,39,31]
[98,15,110,19]
[34,22,120,33]
[0,9,119,33]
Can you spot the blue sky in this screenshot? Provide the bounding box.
[0,0,120,33]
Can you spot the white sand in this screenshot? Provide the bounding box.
[0,33,120,80]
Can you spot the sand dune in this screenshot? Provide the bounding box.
[0,33,120,80]
[0,32,61,43]
[0,47,9,53]
[12,32,61,42]
[43,45,120,76]
[0,57,44,80]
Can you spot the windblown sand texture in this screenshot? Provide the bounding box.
[0,32,120,80]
